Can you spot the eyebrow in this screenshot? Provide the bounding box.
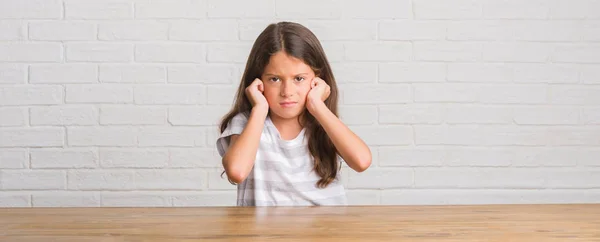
[264,73,309,76]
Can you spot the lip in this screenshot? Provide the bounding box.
[279,101,298,107]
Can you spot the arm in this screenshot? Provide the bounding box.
[308,101,372,172]
[221,107,268,183]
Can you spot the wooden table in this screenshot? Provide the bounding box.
[1,204,599,241]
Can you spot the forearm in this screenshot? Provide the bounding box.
[309,102,372,172]
[222,107,267,183]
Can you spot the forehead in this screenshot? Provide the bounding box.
[263,51,313,76]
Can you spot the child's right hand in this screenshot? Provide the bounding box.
[245,78,269,112]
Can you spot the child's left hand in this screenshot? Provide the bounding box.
[306,77,330,111]
[308,77,330,101]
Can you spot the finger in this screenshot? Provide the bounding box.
[258,82,264,92]
[254,79,263,90]
[317,77,325,86]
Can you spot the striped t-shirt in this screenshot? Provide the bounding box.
[216,112,348,206]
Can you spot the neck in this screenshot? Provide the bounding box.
[269,113,305,140]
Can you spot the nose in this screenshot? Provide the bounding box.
[280,79,295,97]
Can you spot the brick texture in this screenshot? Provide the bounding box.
[0,0,597,207]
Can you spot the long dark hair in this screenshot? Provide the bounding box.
[218,21,340,188]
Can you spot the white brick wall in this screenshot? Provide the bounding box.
[1,0,599,208]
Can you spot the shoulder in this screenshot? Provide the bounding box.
[226,111,249,126]
[231,112,248,123]
[224,112,249,130]
[216,112,250,157]
[218,112,249,137]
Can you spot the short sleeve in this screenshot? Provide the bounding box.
[216,112,248,158]
[337,154,346,165]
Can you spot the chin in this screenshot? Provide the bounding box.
[270,108,304,120]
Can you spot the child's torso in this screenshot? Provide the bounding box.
[236,117,347,206]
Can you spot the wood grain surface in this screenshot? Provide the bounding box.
[1,204,599,241]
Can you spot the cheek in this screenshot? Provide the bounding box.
[263,87,281,104]
[298,82,312,97]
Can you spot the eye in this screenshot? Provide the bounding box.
[269,77,280,82]
[295,76,305,82]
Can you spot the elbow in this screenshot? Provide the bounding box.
[225,167,248,184]
[349,153,372,173]
[345,147,372,173]
[354,158,371,172]
[227,172,246,184]
[356,145,373,172]
[355,148,372,172]
[222,158,249,184]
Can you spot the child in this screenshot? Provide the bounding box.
[216,21,372,206]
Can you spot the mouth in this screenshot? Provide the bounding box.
[279,101,298,108]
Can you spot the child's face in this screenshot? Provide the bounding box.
[261,51,315,120]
